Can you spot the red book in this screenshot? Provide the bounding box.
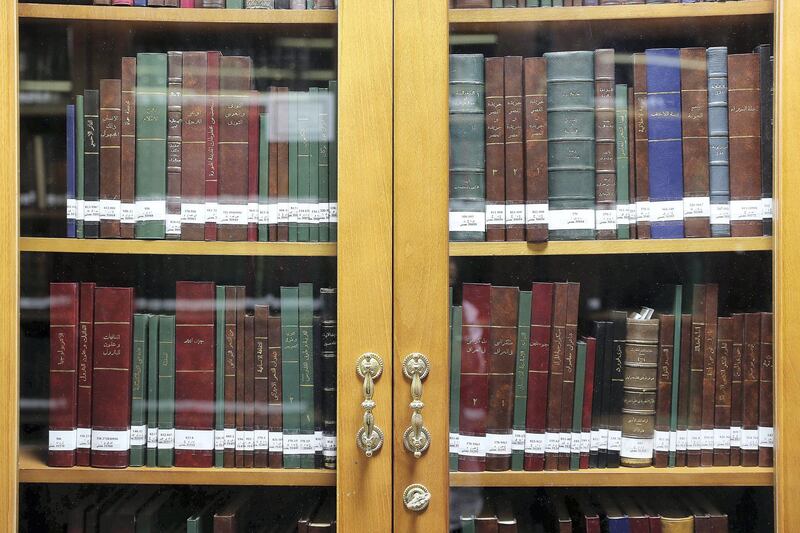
[267,314,283,468]
[181,0,194,5]
[181,52,208,241]
[174,281,216,468]
[523,282,553,471]
[458,283,491,472]
[484,57,505,243]
[254,305,269,467]
[523,57,548,243]
[267,88,280,241]
[247,90,259,242]
[49,283,80,467]
[276,86,290,242]
[579,336,596,469]
[91,287,134,468]
[120,59,136,240]
[244,314,255,467]
[504,56,525,242]
[204,51,222,242]
[558,282,580,470]
[545,283,568,471]
[235,286,246,467]
[99,79,122,239]
[758,312,773,466]
[76,282,95,466]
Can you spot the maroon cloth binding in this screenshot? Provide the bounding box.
[558,282,580,470]
[223,286,237,467]
[545,283,568,471]
[49,282,80,467]
[254,305,269,467]
[524,282,553,471]
[247,90,259,242]
[181,52,208,241]
[204,51,221,241]
[504,56,525,242]
[76,282,96,466]
[485,57,505,242]
[244,314,255,467]
[730,313,745,465]
[524,57,548,243]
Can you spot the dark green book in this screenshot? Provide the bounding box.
[146,315,159,467]
[526,0,540,5]
[297,92,312,242]
[131,314,149,467]
[512,291,532,471]
[76,94,85,238]
[258,114,270,242]
[281,286,301,468]
[492,0,502,7]
[669,285,683,467]
[214,286,226,467]
[449,306,462,472]
[158,315,176,467]
[226,0,243,7]
[309,88,320,242]
[289,92,299,242]
[570,340,587,470]
[616,84,631,240]
[544,51,595,241]
[318,87,330,242]
[328,80,338,242]
[298,283,315,468]
[449,54,486,242]
[135,53,168,239]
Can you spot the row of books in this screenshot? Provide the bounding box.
[449,45,773,242]
[63,488,333,532]
[48,281,337,469]
[452,0,748,7]
[83,0,336,8]
[65,51,338,243]
[448,282,773,471]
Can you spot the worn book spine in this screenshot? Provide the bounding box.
[223,286,237,467]
[120,58,136,239]
[653,314,675,468]
[146,315,159,466]
[450,54,486,241]
[621,318,659,467]
[570,340,587,470]
[459,283,491,471]
[545,283,567,470]
[321,288,337,469]
[288,93,298,242]
[214,286,225,467]
[558,282,580,470]
[449,305,462,472]
[687,285,706,466]
[484,57,505,242]
[277,86,290,241]
[91,287,134,468]
[258,113,270,242]
[99,79,122,238]
[730,313,744,465]
[254,305,269,467]
[680,48,711,238]
[589,321,608,468]
[166,52,183,240]
[268,314,284,468]
[741,312,761,466]
[317,87,330,242]
[67,105,77,237]
[701,283,719,466]
[758,312,773,466]
[83,89,100,239]
[281,286,301,468]
[594,49,617,240]
[676,315,692,466]
[505,56,525,241]
[708,47,731,237]
[244,315,255,467]
[579,336,596,469]
[669,286,683,467]
[135,53,168,239]
[180,52,208,241]
[248,91,260,242]
[523,57,548,243]
[76,95,85,238]
[158,315,176,467]
[615,84,631,239]
[756,45,773,236]
[299,283,316,468]
[308,89,320,243]
[627,87,637,239]
[130,314,148,467]
[205,51,221,241]
[633,53,651,238]
[607,311,627,467]
[313,315,323,467]
[48,283,79,467]
[297,93,312,242]
[235,286,246,467]
[76,282,95,466]
[268,89,280,241]
[511,290,532,470]
[713,316,733,465]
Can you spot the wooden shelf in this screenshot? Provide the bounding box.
[18,448,335,486]
[17,3,337,25]
[450,236,772,256]
[19,237,337,257]
[450,467,774,487]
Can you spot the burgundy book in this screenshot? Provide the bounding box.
[687,284,706,467]
[76,282,95,466]
[268,314,284,468]
[676,313,692,467]
[633,53,650,238]
[276,86,290,242]
[486,286,518,471]
[174,281,216,468]
[99,79,122,239]
[504,56,525,242]
[267,88,280,241]
[579,336,596,469]
[701,283,719,466]
[244,314,255,467]
[545,282,568,471]
[247,90,259,242]
[181,52,208,241]
[223,286,238,467]
[120,59,136,239]
[713,316,733,466]
[730,313,745,465]
[524,282,553,471]
[741,312,761,466]
[458,283,491,472]
[680,48,711,238]
[167,52,184,240]
[758,312,773,467]
[485,57,506,242]
[523,57,548,243]
[653,314,675,468]
[594,49,617,240]
[91,287,134,468]
[558,282,580,470]
[235,286,246,467]
[49,283,80,467]
[254,305,269,467]
[204,51,222,241]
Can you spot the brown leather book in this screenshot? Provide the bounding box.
[268,314,284,468]
[594,49,617,240]
[680,494,710,533]
[247,90,259,242]
[741,312,761,466]
[759,311,773,466]
[459,283,492,472]
[475,500,499,533]
[91,287,134,468]
[218,56,253,241]
[166,52,183,240]
[558,282,580,470]
[730,313,745,465]
[48,283,79,467]
[505,56,525,241]
[700,283,718,466]
[120,58,136,239]
[524,57,548,243]
[204,51,221,241]
[76,282,95,466]
[621,317,659,467]
[485,57,506,242]
[728,53,764,237]
[254,305,269,467]
[496,499,517,533]
[633,53,650,238]
[545,282,568,471]
[276,86,290,241]
[244,314,255,467]
[713,316,733,465]
[99,79,122,238]
[524,282,553,471]
[680,48,711,238]
[486,286,518,471]
[628,86,637,239]
[676,313,692,467]
[267,88,280,241]
[223,286,238,467]
[235,286,246,467]
[687,285,706,466]
[181,52,208,241]
[654,314,675,468]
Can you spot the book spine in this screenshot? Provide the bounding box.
[570,340,587,470]
[83,89,100,239]
[91,287,134,468]
[308,88,320,243]
[633,54,651,238]
[449,305,462,472]
[275,86,289,241]
[524,283,552,472]
[607,311,627,467]
[268,315,284,468]
[511,290,532,470]
[297,93,312,242]
[676,313,692,467]
[227,0,244,6]
[248,91,260,242]
[146,315,159,466]
[317,88,330,242]
[234,286,246,467]
[205,52,221,241]
[66,105,76,237]
[484,57,506,242]
[99,79,122,239]
[181,52,208,241]
[258,113,270,241]
[580,337,596,469]
[741,312,761,466]
[48,283,79,467]
[449,54,486,242]
[281,286,301,468]
[268,89,280,241]
[680,48,711,238]
[288,92,298,242]
[523,57,548,243]
[615,85,631,239]
[730,313,744,465]
[504,56,525,241]
[214,286,225,467]
[589,321,607,468]
[158,315,176,467]
[713,316,733,466]
[620,318,659,467]
[313,315,323,467]
[594,49,617,240]
[120,58,136,239]
[244,315,255,467]
[687,285,706,466]
[76,282,95,466]
[701,283,719,466]
[245,0,276,6]
[223,286,237,467]
[76,95,85,238]
[653,314,675,468]
[328,80,338,241]
[254,306,269,468]
[166,52,183,240]
[558,282,580,470]
[669,286,682,467]
[321,288,336,469]
[708,47,731,237]
[130,314,149,467]
[627,87,637,239]
[756,45,773,236]
[758,312,773,466]
[299,283,316,468]
[545,283,568,470]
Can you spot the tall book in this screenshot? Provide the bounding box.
[83,89,100,239]
[504,56,525,241]
[607,311,627,467]
[317,87,331,242]
[91,287,134,468]
[579,336,596,469]
[558,282,580,470]
[449,54,486,241]
[653,314,675,468]
[281,286,301,468]
[181,52,208,241]
[755,44,773,236]
[669,286,683,467]
[570,340,587,470]
[76,282,95,466]
[48,283,79,467]
[687,285,706,467]
[680,48,711,238]
[713,316,733,465]
[633,53,651,238]
[258,112,270,242]
[708,47,731,237]
[484,57,506,242]
[158,315,176,467]
[758,312,773,466]
[594,49,617,240]
[243,314,255,467]
[214,286,225,467]
[223,286,238,467]
[289,92,298,242]
[146,315,159,466]
[730,313,745,465]
[267,88,280,241]
[589,321,608,468]
[66,105,76,237]
[620,317,659,467]
[298,283,316,468]
[544,51,595,240]
[268,314,284,468]
[523,57,548,243]
[120,57,136,239]
[76,95,85,238]
[276,86,290,241]
[449,304,462,472]
[235,286,246,467]
[205,51,222,241]
[615,84,631,240]
[248,91,260,242]
[677,313,692,465]
[320,288,337,469]
[328,80,338,241]
[741,312,761,466]
[545,282,568,470]
[511,290,532,470]
[99,79,122,238]
[254,304,269,467]
[130,314,149,467]
[701,283,719,466]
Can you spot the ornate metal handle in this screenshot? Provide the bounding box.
[403,484,431,513]
[355,352,384,457]
[402,352,431,458]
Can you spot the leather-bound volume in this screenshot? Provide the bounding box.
[84,89,100,239]
[633,53,651,238]
[741,312,761,466]
[181,52,208,241]
[276,86,290,241]
[244,314,255,467]
[524,57,548,243]
[459,283,491,472]
[758,312,773,466]
[579,336,596,469]
[621,318,659,467]
[91,287,134,468]
[120,59,136,239]
[687,284,706,467]
[174,281,216,468]
[247,91,259,242]
[713,316,733,466]
[708,47,731,238]
[680,48,711,238]
[654,314,675,468]
[545,283,567,470]
[254,305,269,468]
[320,288,337,469]
[235,286,246,467]
[730,313,744,465]
[267,88,280,241]
[728,53,763,237]
[558,282,580,470]
[701,283,718,466]
[607,311,627,468]
[594,49,617,240]
[76,282,95,466]
[524,282,553,471]
[223,286,238,467]
[49,283,80,467]
[99,79,122,238]
[676,313,692,467]
[486,286,518,471]
[205,51,221,241]
[505,56,525,241]
[755,45,773,236]
[484,57,505,242]
[218,56,252,241]
[167,52,183,240]
[268,314,284,468]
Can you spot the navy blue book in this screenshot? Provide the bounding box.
[66,104,77,238]
[134,0,148,6]
[646,48,684,239]
[708,47,731,237]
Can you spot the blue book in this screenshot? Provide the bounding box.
[134,0,147,6]
[708,47,731,237]
[66,104,76,238]
[646,48,684,239]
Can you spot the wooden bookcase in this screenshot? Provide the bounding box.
[0,0,795,531]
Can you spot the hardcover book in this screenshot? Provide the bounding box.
[49,283,80,467]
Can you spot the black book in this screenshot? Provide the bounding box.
[321,287,337,469]
[83,89,100,239]
[313,315,324,469]
[756,44,773,236]
[608,311,628,468]
[590,321,608,469]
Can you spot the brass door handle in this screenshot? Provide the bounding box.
[402,352,431,458]
[355,352,384,457]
